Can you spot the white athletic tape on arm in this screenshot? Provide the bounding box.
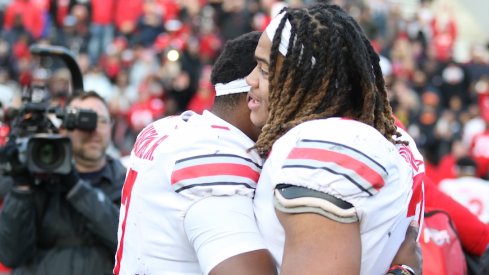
[274,188,358,223]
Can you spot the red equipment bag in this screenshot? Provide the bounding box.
[420,209,467,275]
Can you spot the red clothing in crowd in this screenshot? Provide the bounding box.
[470,91,489,178]
[4,0,44,38]
[396,115,489,255]
[425,176,489,256]
[54,0,69,27]
[479,92,489,122]
[470,130,489,178]
[91,0,117,25]
[101,54,122,82]
[199,33,222,62]
[431,16,457,62]
[31,0,49,12]
[0,264,9,272]
[426,154,457,185]
[126,97,165,132]
[187,95,214,114]
[0,124,9,147]
[187,87,215,115]
[156,0,180,22]
[114,0,143,32]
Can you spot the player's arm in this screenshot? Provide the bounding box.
[277,212,361,275]
[275,208,420,275]
[209,250,276,275]
[275,186,421,275]
[184,195,277,275]
[274,185,361,275]
[175,148,275,275]
[388,221,421,275]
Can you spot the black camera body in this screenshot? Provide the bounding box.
[25,134,72,174]
[62,107,98,132]
[13,106,98,175]
[0,45,96,177]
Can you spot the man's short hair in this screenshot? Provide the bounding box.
[455,156,478,175]
[211,31,261,85]
[65,90,108,108]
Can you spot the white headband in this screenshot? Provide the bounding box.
[214,78,250,96]
[265,11,291,56]
[265,11,316,65]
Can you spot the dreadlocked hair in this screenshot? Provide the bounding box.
[254,3,401,157]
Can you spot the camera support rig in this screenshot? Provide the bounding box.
[29,44,85,96]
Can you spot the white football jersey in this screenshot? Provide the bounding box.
[114,110,265,275]
[439,177,489,223]
[254,118,422,275]
[394,127,425,229]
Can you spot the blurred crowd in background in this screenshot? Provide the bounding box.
[0,0,488,185]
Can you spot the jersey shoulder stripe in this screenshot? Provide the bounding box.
[283,139,388,195]
[171,153,262,193]
[211,124,230,130]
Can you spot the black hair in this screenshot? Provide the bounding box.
[456,156,478,169]
[65,90,109,108]
[210,31,262,85]
[211,31,261,110]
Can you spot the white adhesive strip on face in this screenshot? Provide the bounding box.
[214,78,251,96]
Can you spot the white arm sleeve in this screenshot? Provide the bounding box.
[184,195,267,275]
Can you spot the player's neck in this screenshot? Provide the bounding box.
[212,107,240,129]
[212,105,260,142]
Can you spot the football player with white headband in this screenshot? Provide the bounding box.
[247,3,424,275]
[114,32,275,275]
[114,28,421,275]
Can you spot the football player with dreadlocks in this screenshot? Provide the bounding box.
[115,28,421,275]
[247,3,424,275]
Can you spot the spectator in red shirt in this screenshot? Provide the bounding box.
[4,0,44,39]
[88,0,117,65]
[188,66,215,115]
[470,120,489,179]
[127,74,165,132]
[431,11,457,62]
[114,0,143,45]
[433,138,468,185]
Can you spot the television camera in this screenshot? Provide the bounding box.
[0,45,98,179]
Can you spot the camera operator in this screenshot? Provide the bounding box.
[0,91,126,275]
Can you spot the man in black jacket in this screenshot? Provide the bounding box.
[0,91,126,275]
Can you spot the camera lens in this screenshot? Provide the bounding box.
[31,140,65,171]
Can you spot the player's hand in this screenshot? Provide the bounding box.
[390,220,422,275]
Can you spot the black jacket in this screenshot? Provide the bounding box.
[0,156,126,275]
